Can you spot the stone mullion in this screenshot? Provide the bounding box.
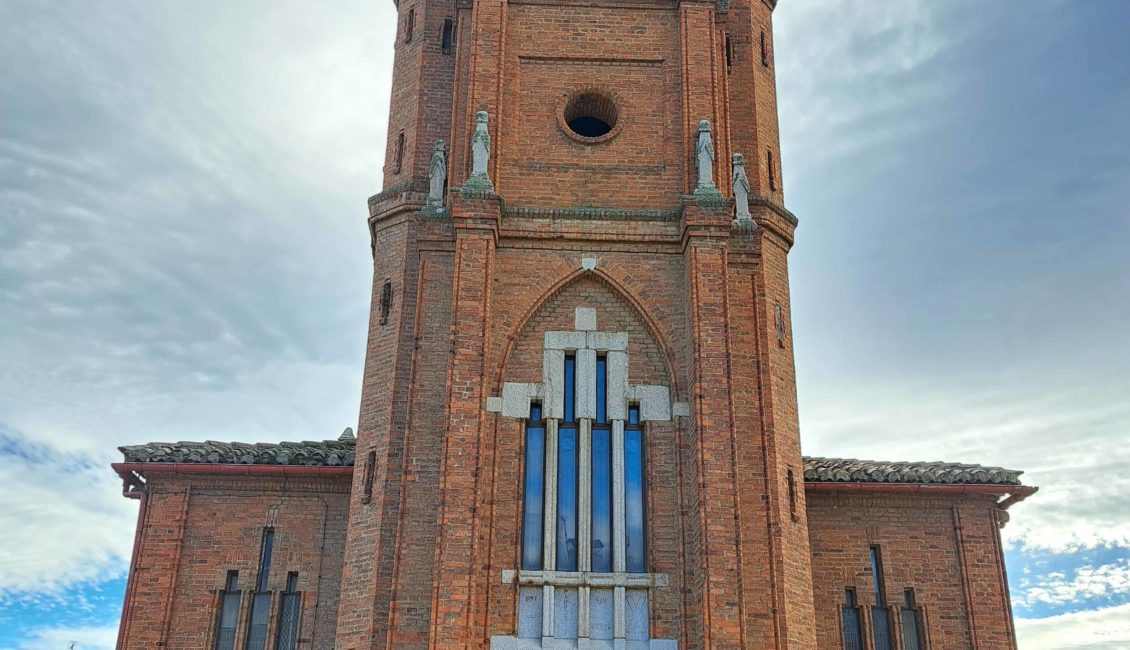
[542,418,559,639]
[612,419,628,641]
[578,418,592,640]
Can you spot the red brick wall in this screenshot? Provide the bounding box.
[382,0,458,186]
[807,491,1018,650]
[117,474,350,650]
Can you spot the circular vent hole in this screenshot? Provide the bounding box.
[564,92,618,139]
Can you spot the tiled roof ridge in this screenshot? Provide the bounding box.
[118,440,1024,486]
[119,438,355,467]
[802,456,1023,486]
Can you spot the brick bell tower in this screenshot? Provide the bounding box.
[336,0,816,646]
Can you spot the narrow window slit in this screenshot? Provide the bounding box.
[379,280,393,325]
[394,132,405,174]
[244,529,275,650]
[441,19,455,54]
[404,8,415,44]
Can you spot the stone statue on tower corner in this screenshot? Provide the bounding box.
[732,152,756,228]
[464,111,494,193]
[694,119,721,198]
[425,139,447,213]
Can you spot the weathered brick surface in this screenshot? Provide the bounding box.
[115,0,1027,647]
[807,492,1018,650]
[117,474,350,650]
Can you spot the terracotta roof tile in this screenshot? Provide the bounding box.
[119,440,1024,486]
[119,439,355,467]
[802,456,1023,486]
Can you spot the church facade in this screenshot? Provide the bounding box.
[111,1,1035,648]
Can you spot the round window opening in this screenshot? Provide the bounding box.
[564,92,619,139]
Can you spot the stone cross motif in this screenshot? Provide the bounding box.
[732,152,754,224]
[426,139,447,211]
[694,119,717,195]
[465,110,494,192]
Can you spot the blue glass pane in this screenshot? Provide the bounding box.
[246,592,272,650]
[628,405,639,425]
[625,427,646,572]
[563,356,576,422]
[596,356,607,424]
[257,530,274,592]
[591,427,612,572]
[870,547,884,603]
[556,426,578,571]
[521,424,546,570]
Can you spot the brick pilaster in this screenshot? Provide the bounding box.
[427,192,500,647]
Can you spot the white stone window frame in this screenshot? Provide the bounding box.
[489,307,677,649]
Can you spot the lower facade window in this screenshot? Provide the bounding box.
[900,589,926,650]
[275,573,302,650]
[842,588,864,650]
[870,546,894,650]
[214,571,241,650]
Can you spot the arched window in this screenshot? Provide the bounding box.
[496,307,673,645]
[520,352,648,574]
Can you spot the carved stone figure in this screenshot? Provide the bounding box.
[427,139,447,211]
[732,152,754,224]
[465,110,494,192]
[695,119,717,194]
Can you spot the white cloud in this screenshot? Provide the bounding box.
[8,624,118,650]
[775,0,957,176]
[1013,560,1130,609]
[798,370,1130,553]
[0,434,136,593]
[1016,603,1130,650]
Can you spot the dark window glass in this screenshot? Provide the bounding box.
[625,406,646,572]
[595,355,607,423]
[900,589,925,650]
[842,589,864,650]
[787,468,798,520]
[404,8,415,43]
[363,450,376,503]
[245,529,275,650]
[872,606,893,650]
[379,281,393,325]
[521,404,546,570]
[870,546,886,604]
[214,572,240,650]
[246,593,271,650]
[591,425,612,572]
[441,19,455,53]
[870,546,893,650]
[768,149,777,191]
[257,530,274,592]
[725,34,733,70]
[275,573,301,650]
[556,424,579,571]
[760,31,769,66]
[563,354,576,423]
[395,132,405,174]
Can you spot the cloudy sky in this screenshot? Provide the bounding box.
[1,0,1127,648]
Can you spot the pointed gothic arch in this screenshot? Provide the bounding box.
[492,266,682,401]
